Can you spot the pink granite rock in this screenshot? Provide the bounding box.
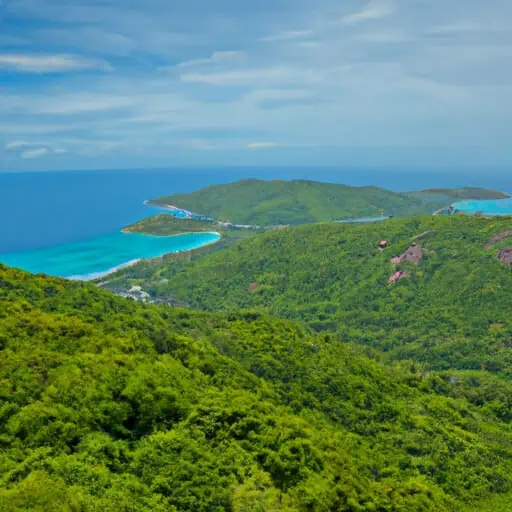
[389,271,408,284]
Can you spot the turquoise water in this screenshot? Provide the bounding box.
[0,231,220,280]
[337,216,390,224]
[452,198,512,215]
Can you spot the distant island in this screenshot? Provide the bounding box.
[409,187,510,202]
[147,179,439,226]
[147,179,509,227]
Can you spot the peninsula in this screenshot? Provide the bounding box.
[147,179,438,225]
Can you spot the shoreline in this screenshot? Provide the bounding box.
[121,228,222,239]
[143,200,213,221]
[74,231,222,282]
[68,258,142,282]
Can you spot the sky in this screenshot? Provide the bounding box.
[1,0,511,171]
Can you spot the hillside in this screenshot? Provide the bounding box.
[111,216,512,375]
[2,264,512,510]
[148,179,436,225]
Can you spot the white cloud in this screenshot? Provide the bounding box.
[261,29,313,42]
[5,139,67,158]
[5,140,31,150]
[21,147,50,159]
[176,51,245,68]
[247,141,279,149]
[181,67,322,86]
[2,0,512,168]
[0,54,111,73]
[342,0,395,25]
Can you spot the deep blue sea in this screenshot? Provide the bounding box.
[1,168,511,279]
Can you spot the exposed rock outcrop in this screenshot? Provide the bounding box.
[389,271,408,284]
[498,247,512,265]
[485,231,512,250]
[390,245,425,265]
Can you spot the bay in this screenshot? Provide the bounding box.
[0,231,220,280]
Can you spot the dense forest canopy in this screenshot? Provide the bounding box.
[104,216,512,377]
[2,264,512,511]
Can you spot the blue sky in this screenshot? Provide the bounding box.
[1,0,511,171]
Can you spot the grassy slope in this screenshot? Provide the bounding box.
[149,179,436,225]
[136,215,512,374]
[2,265,512,510]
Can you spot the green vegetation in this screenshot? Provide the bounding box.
[123,214,263,249]
[107,215,264,286]
[123,214,220,236]
[2,264,512,510]
[115,216,512,375]
[149,179,437,225]
[465,491,512,512]
[4,184,512,510]
[410,188,509,202]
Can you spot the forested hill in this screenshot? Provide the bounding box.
[1,264,512,511]
[409,187,509,203]
[120,215,512,374]
[148,179,436,225]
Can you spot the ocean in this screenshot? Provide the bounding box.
[1,168,511,278]
[0,232,220,280]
